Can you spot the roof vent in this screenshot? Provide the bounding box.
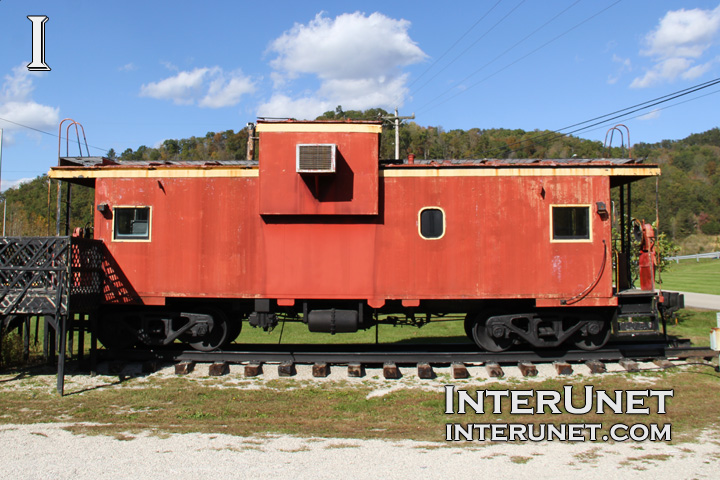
[296,144,336,173]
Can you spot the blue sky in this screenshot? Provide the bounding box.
[1,1,720,190]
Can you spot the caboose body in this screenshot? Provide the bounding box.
[46,119,671,352]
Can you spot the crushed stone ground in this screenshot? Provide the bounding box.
[1,360,719,479]
[1,422,719,480]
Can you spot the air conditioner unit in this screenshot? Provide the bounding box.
[296,144,336,173]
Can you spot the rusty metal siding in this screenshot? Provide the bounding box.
[93,170,613,308]
[258,131,379,215]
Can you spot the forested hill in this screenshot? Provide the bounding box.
[2,107,719,244]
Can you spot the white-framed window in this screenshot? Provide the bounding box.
[113,206,151,242]
[418,207,445,240]
[551,205,591,242]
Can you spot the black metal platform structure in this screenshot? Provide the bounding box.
[0,236,104,394]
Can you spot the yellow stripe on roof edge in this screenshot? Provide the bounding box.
[256,123,382,134]
[48,165,659,180]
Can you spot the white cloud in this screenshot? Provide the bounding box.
[631,57,692,88]
[257,94,333,120]
[0,65,59,138]
[607,54,632,85]
[632,5,720,87]
[682,57,719,79]
[643,6,720,59]
[119,63,137,72]
[199,71,256,108]
[270,12,426,80]
[638,109,661,121]
[140,67,255,108]
[260,11,426,119]
[140,67,214,105]
[1,178,34,193]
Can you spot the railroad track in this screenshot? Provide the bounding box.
[95,340,718,379]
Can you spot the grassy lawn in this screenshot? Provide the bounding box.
[0,365,718,443]
[665,309,717,346]
[657,258,720,295]
[239,317,469,345]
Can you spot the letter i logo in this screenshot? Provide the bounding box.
[27,15,51,71]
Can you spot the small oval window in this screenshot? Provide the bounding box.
[419,208,445,239]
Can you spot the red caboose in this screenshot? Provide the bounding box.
[49,119,670,351]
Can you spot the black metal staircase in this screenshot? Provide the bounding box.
[0,236,104,394]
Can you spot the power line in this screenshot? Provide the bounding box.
[415,0,582,113]
[407,0,526,100]
[555,77,720,135]
[482,76,720,157]
[417,0,623,114]
[571,87,720,138]
[0,115,109,155]
[404,0,505,93]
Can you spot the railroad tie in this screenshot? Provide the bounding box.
[142,361,160,374]
[312,362,330,378]
[518,362,538,377]
[585,360,606,374]
[553,361,573,376]
[278,361,296,377]
[619,359,639,372]
[208,362,230,376]
[347,363,364,377]
[417,363,434,379]
[244,362,262,377]
[175,361,195,375]
[485,362,504,378]
[451,362,469,379]
[383,362,401,379]
[652,359,675,369]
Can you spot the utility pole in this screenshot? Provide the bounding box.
[382,108,414,160]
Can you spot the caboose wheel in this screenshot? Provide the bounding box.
[463,313,474,339]
[187,309,230,352]
[468,311,515,352]
[225,318,242,345]
[573,322,611,351]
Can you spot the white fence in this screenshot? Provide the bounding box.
[665,251,720,263]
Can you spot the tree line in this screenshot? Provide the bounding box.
[2,107,718,243]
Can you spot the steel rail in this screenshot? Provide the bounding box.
[98,341,715,366]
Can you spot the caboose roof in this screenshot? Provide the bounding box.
[49,155,658,188]
[256,119,383,134]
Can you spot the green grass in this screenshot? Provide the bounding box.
[664,309,717,346]
[657,258,720,295]
[238,317,469,345]
[1,368,719,443]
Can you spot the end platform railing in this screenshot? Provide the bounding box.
[0,236,104,394]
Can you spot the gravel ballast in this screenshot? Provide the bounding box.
[1,422,720,480]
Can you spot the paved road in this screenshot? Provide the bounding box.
[666,290,720,310]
